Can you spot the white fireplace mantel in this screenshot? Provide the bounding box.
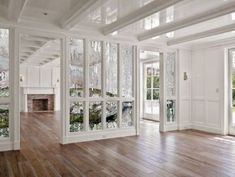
[20,86,60,112]
[21,86,57,95]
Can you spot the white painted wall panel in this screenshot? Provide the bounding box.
[178,49,192,129]
[207,101,220,127]
[191,47,225,134]
[40,67,52,87]
[192,51,204,99]
[192,100,205,123]
[27,66,40,87]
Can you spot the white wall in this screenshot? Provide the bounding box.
[191,47,225,134]
[178,49,192,130]
[20,65,60,112]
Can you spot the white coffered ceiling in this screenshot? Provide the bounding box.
[1,0,235,65]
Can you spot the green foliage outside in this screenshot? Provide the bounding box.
[153,76,160,88]
[233,74,235,110]
[147,77,151,88]
[0,108,9,129]
[0,107,9,137]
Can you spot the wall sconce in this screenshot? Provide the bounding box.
[183,72,188,81]
[20,75,24,82]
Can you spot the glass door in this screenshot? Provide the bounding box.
[143,62,160,121]
[229,49,235,135]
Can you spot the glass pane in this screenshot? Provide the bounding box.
[89,102,102,130]
[153,75,159,88]
[0,29,9,97]
[121,45,133,97]
[70,102,84,132]
[146,77,151,88]
[106,101,118,129]
[152,62,160,76]
[153,89,159,100]
[146,65,152,76]
[69,39,84,97]
[166,52,176,97]
[166,100,176,122]
[0,104,9,138]
[89,41,102,97]
[122,101,133,127]
[105,43,118,97]
[146,89,151,100]
[233,85,235,125]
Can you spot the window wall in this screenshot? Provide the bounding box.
[0,29,9,138]
[69,39,135,133]
[166,52,176,123]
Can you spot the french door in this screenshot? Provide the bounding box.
[229,49,235,135]
[143,62,160,121]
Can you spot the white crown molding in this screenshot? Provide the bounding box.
[138,1,235,41]
[167,23,235,46]
[101,0,183,35]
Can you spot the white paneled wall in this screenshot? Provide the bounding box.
[20,65,60,112]
[191,47,225,134]
[178,49,192,130]
[20,65,60,88]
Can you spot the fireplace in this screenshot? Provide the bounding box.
[27,94,54,112]
[33,99,48,111]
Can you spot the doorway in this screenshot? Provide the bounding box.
[19,32,62,145]
[139,49,161,131]
[143,62,160,121]
[229,49,235,135]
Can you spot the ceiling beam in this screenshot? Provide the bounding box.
[8,0,29,22]
[102,0,183,35]
[60,0,104,30]
[138,1,235,41]
[167,23,235,46]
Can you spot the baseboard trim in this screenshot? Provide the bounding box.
[179,123,192,130]
[65,128,137,144]
[192,124,222,134]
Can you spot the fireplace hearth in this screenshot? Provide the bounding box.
[27,94,54,112]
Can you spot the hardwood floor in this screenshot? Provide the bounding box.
[1,113,235,177]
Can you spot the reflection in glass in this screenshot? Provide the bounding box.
[121,45,133,97]
[69,39,84,97]
[70,102,84,132]
[89,102,102,130]
[106,102,118,128]
[89,41,102,97]
[122,102,133,127]
[105,43,118,97]
[0,29,9,97]
[166,52,176,97]
[0,104,9,137]
[167,100,176,122]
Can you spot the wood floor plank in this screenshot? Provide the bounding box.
[0,112,235,177]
